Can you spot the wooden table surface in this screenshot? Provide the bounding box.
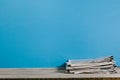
[0,68,119,79]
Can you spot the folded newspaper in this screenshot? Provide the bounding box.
[66,56,117,74]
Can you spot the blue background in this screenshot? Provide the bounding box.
[0,0,120,68]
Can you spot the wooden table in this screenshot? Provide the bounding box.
[0,68,119,80]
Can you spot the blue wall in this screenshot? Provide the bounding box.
[0,0,120,68]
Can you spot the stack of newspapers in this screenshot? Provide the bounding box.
[66,56,117,74]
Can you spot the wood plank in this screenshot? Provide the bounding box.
[0,68,119,79]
